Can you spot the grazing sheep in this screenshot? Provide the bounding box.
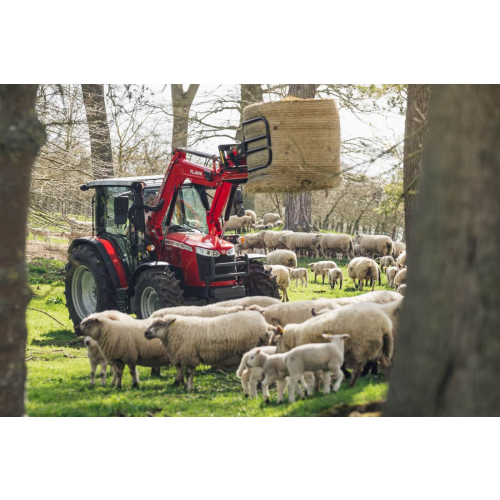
[396,251,407,269]
[236,346,277,398]
[279,232,322,257]
[213,296,281,308]
[266,249,297,268]
[263,213,282,225]
[151,305,245,320]
[386,266,399,288]
[288,268,308,288]
[265,265,291,302]
[273,220,284,227]
[84,336,110,387]
[328,268,344,289]
[144,311,275,391]
[397,284,406,296]
[245,210,257,224]
[353,244,362,257]
[237,232,263,253]
[320,234,354,259]
[254,224,273,231]
[226,215,253,233]
[284,334,349,401]
[394,267,407,288]
[348,257,380,291]
[375,256,395,272]
[355,234,394,258]
[310,260,337,283]
[260,230,292,252]
[75,313,169,389]
[393,241,406,258]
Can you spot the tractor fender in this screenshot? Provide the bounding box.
[128,262,173,294]
[68,237,126,290]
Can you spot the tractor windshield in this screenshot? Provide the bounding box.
[168,183,210,234]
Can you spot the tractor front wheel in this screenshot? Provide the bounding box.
[133,268,184,319]
[243,260,281,299]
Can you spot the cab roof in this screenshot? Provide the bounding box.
[84,175,165,188]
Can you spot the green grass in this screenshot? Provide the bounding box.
[25,257,390,417]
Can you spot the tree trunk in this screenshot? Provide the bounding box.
[285,84,317,232]
[403,84,431,247]
[81,84,113,178]
[385,85,500,416]
[0,85,46,416]
[171,84,200,150]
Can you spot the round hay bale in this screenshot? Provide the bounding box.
[242,97,341,193]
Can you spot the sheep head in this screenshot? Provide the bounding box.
[145,317,176,342]
[75,315,106,339]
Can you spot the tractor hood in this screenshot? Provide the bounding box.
[166,233,234,254]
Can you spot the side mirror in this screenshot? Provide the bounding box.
[114,197,129,225]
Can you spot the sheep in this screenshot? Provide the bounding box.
[320,233,354,259]
[151,304,245,320]
[396,251,407,269]
[375,255,395,272]
[328,268,344,289]
[385,266,399,288]
[355,234,394,258]
[265,265,291,302]
[254,224,272,231]
[263,213,282,225]
[225,215,252,233]
[273,220,284,227]
[237,232,264,253]
[84,336,110,387]
[144,311,275,391]
[276,306,394,387]
[310,260,337,283]
[75,312,170,389]
[393,241,406,258]
[278,232,322,258]
[347,257,380,291]
[245,210,257,224]
[284,334,349,401]
[212,296,281,308]
[394,267,407,288]
[288,268,308,288]
[397,284,406,296]
[236,346,277,398]
[266,249,297,268]
[260,230,293,252]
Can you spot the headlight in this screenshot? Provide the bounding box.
[226,247,235,256]
[195,247,220,258]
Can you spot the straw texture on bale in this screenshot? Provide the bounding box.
[242,97,341,193]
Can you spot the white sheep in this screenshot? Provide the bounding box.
[151,304,244,320]
[245,210,257,224]
[355,234,394,258]
[266,249,297,268]
[75,312,169,389]
[396,251,407,269]
[259,230,292,252]
[394,267,407,288]
[236,346,277,398]
[320,234,354,259]
[375,255,395,272]
[212,296,281,308]
[288,268,308,288]
[310,260,337,283]
[385,266,399,288]
[225,215,252,233]
[237,232,263,253]
[279,232,322,257]
[284,334,349,402]
[263,213,282,225]
[265,265,291,302]
[393,241,406,258]
[144,311,275,391]
[328,268,344,289]
[273,220,284,227]
[347,257,380,291]
[397,284,406,296]
[84,336,111,387]
[353,244,362,257]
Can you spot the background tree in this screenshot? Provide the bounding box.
[403,84,431,245]
[385,84,500,416]
[81,84,113,178]
[0,84,46,416]
[171,84,200,150]
[285,84,317,232]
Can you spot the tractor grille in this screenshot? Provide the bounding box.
[197,254,236,283]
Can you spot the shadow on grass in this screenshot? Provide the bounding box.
[30,328,81,348]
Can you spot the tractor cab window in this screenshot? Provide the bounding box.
[101,186,133,235]
[169,183,209,234]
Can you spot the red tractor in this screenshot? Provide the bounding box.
[65,118,280,325]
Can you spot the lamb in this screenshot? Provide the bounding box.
[144,311,275,391]
[375,255,395,272]
[266,249,297,268]
[284,334,349,401]
[310,260,337,283]
[213,296,281,308]
[397,284,406,296]
[396,251,407,269]
[394,267,407,288]
[151,304,245,320]
[236,346,277,398]
[347,257,381,291]
[385,266,399,288]
[260,230,292,252]
[84,336,110,387]
[328,268,344,289]
[265,265,291,302]
[263,213,282,225]
[75,312,169,389]
[320,234,354,259]
[244,210,257,224]
[288,268,308,288]
[355,234,394,258]
[225,215,252,233]
[393,241,406,258]
[276,306,393,387]
[278,232,322,258]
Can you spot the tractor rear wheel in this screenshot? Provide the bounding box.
[243,260,281,299]
[65,245,116,326]
[134,268,183,319]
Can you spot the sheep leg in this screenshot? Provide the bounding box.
[185,367,195,391]
[114,364,125,389]
[361,362,374,377]
[322,371,332,395]
[249,377,260,399]
[341,364,351,379]
[129,364,139,388]
[276,379,287,404]
[331,365,344,393]
[100,362,107,387]
[349,364,363,388]
[303,372,315,397]
[173,366,184,386]
[241,369,250,397]
[151,367,161,378]
[261,375,272,403]
[89,361,97,386]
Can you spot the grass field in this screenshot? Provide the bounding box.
[25,254,390,417]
